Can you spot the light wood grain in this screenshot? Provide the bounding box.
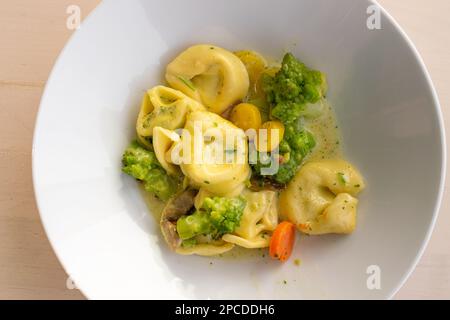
[377,0,450,300]
[0,0,99,300]
[0,0,448,299]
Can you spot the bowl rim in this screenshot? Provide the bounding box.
[371,0,447,299]
[31,0,446,300]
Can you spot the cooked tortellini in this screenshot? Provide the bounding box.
[279,159,365,235]
[166,44,249,114]
[222,189,278,248]
[122,45,367,261]
[152,127,180,175]
[136,85,205,140]
[176,242,235,256]
[179,110,251,196]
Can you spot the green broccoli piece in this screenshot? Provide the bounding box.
[274,129,316,183]
[122,141,158,180]
[278,139,291,154]
[176,196,247,240]
[176,211,212,240]
[203,197,247,234]
[275,128,316,183]
[262,53,326,124]
[273,157,299,183]
[251,53,323,184]
[122,141,179,201]
[285,126,316,157]
[143,168,179,201]
[270,101,304,124]
[251,126,316,184]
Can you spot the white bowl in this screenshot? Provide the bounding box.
[33,0,445,299]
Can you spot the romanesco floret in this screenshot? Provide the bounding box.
[122,141,179,201]
[252,53,323,184]
[143,168,179,201]
[262,53,325,124]
[122,141,158,180]
[176,196,247,241]
[275,126,316,183]
[251,125,316,184]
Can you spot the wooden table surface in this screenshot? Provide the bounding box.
[0,0,449,300]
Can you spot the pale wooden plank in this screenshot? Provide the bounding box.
[0,0,100,300]
[378,0,450,300]
[0,0,448,299]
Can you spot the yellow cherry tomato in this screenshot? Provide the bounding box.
[234,50,267,94]
[230,103,262,131]
[257,121,285,152]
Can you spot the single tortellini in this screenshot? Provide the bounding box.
[179,111,251,196]
[166,44,250,114]
[136,85,205,141]
[152,127,180,175]
[176,242,234,256]
[222,189,278,249]
[279,159,365,235]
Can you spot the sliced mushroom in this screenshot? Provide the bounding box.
[160,189,197,250]
[160,221,181,251]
